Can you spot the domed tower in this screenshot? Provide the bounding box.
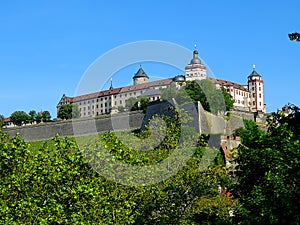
[185,47,207,81]
[133,65,149,85]
[248,65,265,112]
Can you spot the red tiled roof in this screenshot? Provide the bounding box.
[71,88,122,102]
[119,78,173,93]
[208,77,249,92]
[66,96,74,103]
[63,78,173,103]
[4,117,11,123]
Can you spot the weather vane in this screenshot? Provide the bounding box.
[252,64,256,70]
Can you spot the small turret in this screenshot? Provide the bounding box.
[133,65,149,85]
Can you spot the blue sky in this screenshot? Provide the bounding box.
[0,1,299,118]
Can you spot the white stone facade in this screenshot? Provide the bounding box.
[57,51,266,117]
[185,50,207,81]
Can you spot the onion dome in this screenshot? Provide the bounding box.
[190,50,201,64]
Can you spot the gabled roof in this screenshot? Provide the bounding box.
[120,78,173,93]
[208,77,249,92]
[60,78,173,103]
[71,88,122,102]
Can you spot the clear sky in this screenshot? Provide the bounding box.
[0,0,299,118]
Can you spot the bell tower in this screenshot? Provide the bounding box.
[185,45,207,81]
[248,65,265,112]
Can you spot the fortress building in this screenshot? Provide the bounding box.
[57,49,266,117]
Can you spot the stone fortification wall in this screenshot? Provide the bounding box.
[4,112,144,142]
[4,101,266,143]
[142,100,226,135]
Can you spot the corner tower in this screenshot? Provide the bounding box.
[133,65,149,85]
[248,65,265,112]
[185,48,207,81]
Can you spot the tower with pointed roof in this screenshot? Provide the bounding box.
[185,48,207,81]
[133,65,149,85]
[248,65,265,112]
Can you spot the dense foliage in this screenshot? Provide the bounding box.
[125,96,150,112]
[3,103,300,224]
[161,80,234,114]
[10,111,30,126]
[289,32,300,42]
[0,115,3,130]
[0,116,237,224]
[9,110,52,126]
[57,104,80,120]
[234,104,300,224]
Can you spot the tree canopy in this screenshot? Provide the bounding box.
[233,104,300,224]
[57,104,80,120]
[0,115,4,130]
[3,100,300,223]
[289,32,300,42]
[161,80,234,114]
[0,115,238,224]
[125,96,150,112]
[10,111,30,126]
[42,110,51,122]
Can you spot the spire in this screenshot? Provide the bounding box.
[133,66,149,78]
[249,64,261,77]
[109,78,113,90]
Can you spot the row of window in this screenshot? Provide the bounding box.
[187,72,204,77]
[80,109,109,117]
[252,93,262,98]
[234,100,262,107]
[251,86,262,91]
[226,88,263,98]
[80,102,112,111]
[77,91,146,106]
[250,82,261,86]
[226,89,250,98]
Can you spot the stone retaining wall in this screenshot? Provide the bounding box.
[4,112,144,142]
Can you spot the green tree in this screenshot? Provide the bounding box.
[185,80,229,114]
[57,104,79,120]
[125,97,139,111]
[160,83,192,106]
[221,86,234,111]
[42,110,51,122]
[125,96,150,112]
[10,111,30,126]
[233,107,300,224]
[0,115,4,130]
[185,80,209,109]
[36,112,42,124]
[71,104,80,119]
[0,115,240,224]
[28,110,37,124]
[138,96,150,112]
[118,105,125,112]
[289,32,300,42]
